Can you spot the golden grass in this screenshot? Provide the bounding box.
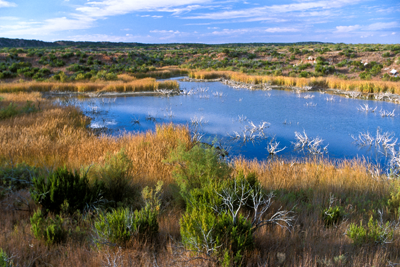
[1,98,400,266]
[0,78,179,94]
[189,70,400,94]
[0,94,191,184]
[233,157,394,202]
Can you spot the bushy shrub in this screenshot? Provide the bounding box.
[31,166,101,214]
[87,149,134,204]
[30,209,68,245]
[387,186,400,214]
[0,248,13,267]
[0,103,18,120]
[166,144,231,204]
[346,216,394,245]
[322,206,343,226]
[180,205,253,266]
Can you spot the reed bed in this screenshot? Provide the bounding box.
[0,78,179,94]
[189,70,400,94]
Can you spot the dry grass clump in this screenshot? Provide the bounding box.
[0,94,191,184]
[0,78,179,94]
[233,157,392,200]
[189,70,400,94]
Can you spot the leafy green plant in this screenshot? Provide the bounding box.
[387,185,400,215]
[0,103,18,120]
[93,206,159,246]
[322,206,343,226]
[180,205,254,266]
[0,248,13,267]
[93,183,162,246]
[166,143,231,205]
[30,209,68,245]
[31,166,101,214]
[346,214,394,245]
[87,149,134,204]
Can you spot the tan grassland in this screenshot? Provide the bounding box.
[1,93,400,266]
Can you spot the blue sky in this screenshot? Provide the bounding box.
[0,0,399,44]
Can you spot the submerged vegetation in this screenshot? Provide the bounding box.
[1,92,400,266]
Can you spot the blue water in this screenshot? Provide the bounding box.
[58,78,400,167]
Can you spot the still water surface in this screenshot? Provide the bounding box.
[60,78,400,167]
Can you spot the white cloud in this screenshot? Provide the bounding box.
[184,0,360,20]
[0,0,16,8]
[150,30,181,34]
[0,16,94,37]
[335,25,360,32]
[0,16,18,20]
[264,27,300,33]
[210,27,300,35]
[152,15,163,18]
[364,22,398,31]
[76,0,210,18]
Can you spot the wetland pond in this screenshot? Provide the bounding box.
[57,77,400,170]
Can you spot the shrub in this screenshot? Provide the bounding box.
[31,166,101,214]
[87,149,134,204]
[322,206,343,226]
[0,163,38,193]
[346,215,394,245]
[180,205,254,266]
[0,248,13,267]
[0,103,18,120]
[387,186,400,214]
[30,209,68,245]
[93,206,159,246]
[166,144,231,204]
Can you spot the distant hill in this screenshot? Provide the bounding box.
[0,37,331,48]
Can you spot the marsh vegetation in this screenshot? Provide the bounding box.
[0,42,400,266]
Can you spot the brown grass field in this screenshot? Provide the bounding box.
[1,92,400,266]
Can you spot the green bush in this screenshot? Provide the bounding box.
[180,205,253,266]
[0,103,18,120]
[322,206,343,226]
[166,144,231,204]
[346,216,394,245]
[387,186,400,214]
[31,166,101,214]
[0,248,13,267]
[93,182,162,246]
[30,209,67,245]
[93,206,158,245]
[87,149,134,204]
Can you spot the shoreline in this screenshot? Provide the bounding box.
[180,77,400,104]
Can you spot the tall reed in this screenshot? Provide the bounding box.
[189,70,400,94]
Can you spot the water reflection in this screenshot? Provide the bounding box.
[56,78,400,170]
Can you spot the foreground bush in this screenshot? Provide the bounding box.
[0,248,13,267]
[93,182,162,246]
[87,149,134,204]
[31,166,102,214]
[30,209,68,245]
[346,214,395,245]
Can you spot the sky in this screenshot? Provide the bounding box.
[0,0,399,44]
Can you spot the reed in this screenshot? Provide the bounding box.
[0,78,179,94]
[188,70,400,94]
